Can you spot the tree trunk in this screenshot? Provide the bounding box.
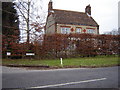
[26,0,30,43]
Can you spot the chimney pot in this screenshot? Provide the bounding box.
[85,4,91,16]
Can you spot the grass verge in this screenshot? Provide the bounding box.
[2,55,120,68]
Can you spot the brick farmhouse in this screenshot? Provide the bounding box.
[45,0,99,35]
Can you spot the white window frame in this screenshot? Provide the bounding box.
[87,29,95,34]
[76,28,82,33]
[61,27,71,34]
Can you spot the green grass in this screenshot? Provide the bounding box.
[2,55,120,67]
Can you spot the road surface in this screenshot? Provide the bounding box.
[2,66,119,89]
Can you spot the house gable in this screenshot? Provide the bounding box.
[45,14,56,34]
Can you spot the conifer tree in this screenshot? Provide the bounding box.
[2,2,20,43]
[2,2,20,58]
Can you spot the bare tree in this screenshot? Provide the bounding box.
[14,0,46,43]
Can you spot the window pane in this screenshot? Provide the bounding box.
[87,29,94,34]
[76,28,81,33]
[61,27,70,34]
[66,28,70,34]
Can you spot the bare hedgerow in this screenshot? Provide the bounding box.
[2,33,119,59]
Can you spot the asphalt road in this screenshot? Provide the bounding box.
[2,66,119,89]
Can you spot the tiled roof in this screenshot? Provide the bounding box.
[52,9,99,27]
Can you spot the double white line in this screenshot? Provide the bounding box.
[30,78,106,88]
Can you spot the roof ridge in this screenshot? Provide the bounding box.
[53,9,85,14]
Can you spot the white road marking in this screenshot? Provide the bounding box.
[30,78,107,88]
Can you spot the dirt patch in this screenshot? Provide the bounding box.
[3,64,49,69]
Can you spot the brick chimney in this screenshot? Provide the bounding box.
[48,0,53,15]
[85,4,91,16]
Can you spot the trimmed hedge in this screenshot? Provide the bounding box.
[2,34,120,59]
[34,34,119,59]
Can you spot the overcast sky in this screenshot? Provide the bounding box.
[118,1,120,28]
[42,0,119,34]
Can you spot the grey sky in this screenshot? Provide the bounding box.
[118,1,120,27]
[43,0,119,34]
